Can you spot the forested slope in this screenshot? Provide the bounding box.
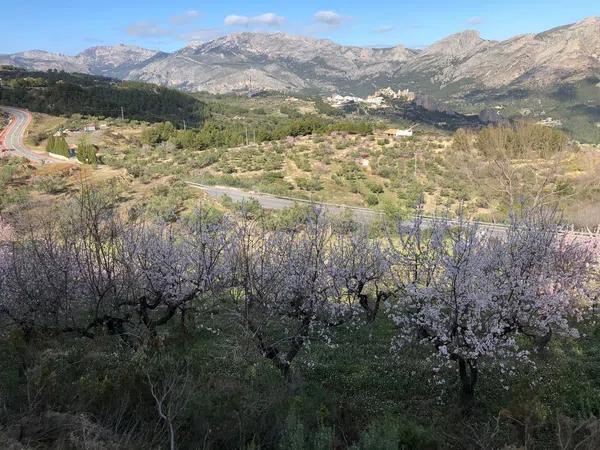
[0,67,206,126]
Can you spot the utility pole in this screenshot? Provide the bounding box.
[120,106,125,121]
[183,120,187,130]
[245,124,249,146]
[414,150,418,179]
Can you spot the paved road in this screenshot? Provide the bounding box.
[187,181,598,239]
[0,106,65,164]
[187,181,385,223]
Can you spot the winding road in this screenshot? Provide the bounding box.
[0,106,65,164]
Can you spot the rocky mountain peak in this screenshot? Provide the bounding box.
[424,30,488,57]
[189,32,332,58]
[578,16,600,26]
[2,17,599,95]
[77,45,158,64]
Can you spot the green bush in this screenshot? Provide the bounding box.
[296,176,324,192]
[364,193,380,206]
[35,173,68,194]
[476,123,570,158]
[366,180,384,194]
[351,416,438,450]
[141,122,176,144]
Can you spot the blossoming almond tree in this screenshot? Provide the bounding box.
[0,216,13,308]
[228,212,387,380]
[387,208,598,405]
[328,226,391,322]
[1,195,230,344]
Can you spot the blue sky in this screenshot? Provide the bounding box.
[2,0,598,54]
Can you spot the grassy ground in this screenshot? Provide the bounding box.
[2,305,600,449]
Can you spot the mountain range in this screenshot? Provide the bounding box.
[1,17,599,96]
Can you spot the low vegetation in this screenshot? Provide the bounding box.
[102,115,600,228]
[1,190,599,449]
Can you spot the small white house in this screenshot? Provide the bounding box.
[395,124,418,138]
[395,129,413,138]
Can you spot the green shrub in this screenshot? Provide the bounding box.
[364,193,379,206]
[337,162,366,181]
[76,138,97,164]
[296,176,323,192]
[351,416,438,450]
[141,122,176,144]
[35,173,68,194]
[366,181,384,194]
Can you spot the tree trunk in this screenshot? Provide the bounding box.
[457,357,478,410]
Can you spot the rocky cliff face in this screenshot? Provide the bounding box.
[76,45,162,78]
[0,45,160,79]
[400,17,600,88]
[126,33,415,94]
[2,17,598,95]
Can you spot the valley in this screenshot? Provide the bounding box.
[2,81,599,228]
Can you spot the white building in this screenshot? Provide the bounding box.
[395,125,418,138]
[395,129,413,137]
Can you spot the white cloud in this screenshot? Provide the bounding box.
[254,13,285,26]
[467,17,483,25]
[373,25,394,33]
[224,12,285,27]
[169,10,201,25]
[314,10,345,27]
[124,21,171,38]
[124,10,210,43]
[224,15,248,26]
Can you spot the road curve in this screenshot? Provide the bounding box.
[0,106,65,164]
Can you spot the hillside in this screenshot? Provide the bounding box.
[0,67,206,125]
[2,17,598,141]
